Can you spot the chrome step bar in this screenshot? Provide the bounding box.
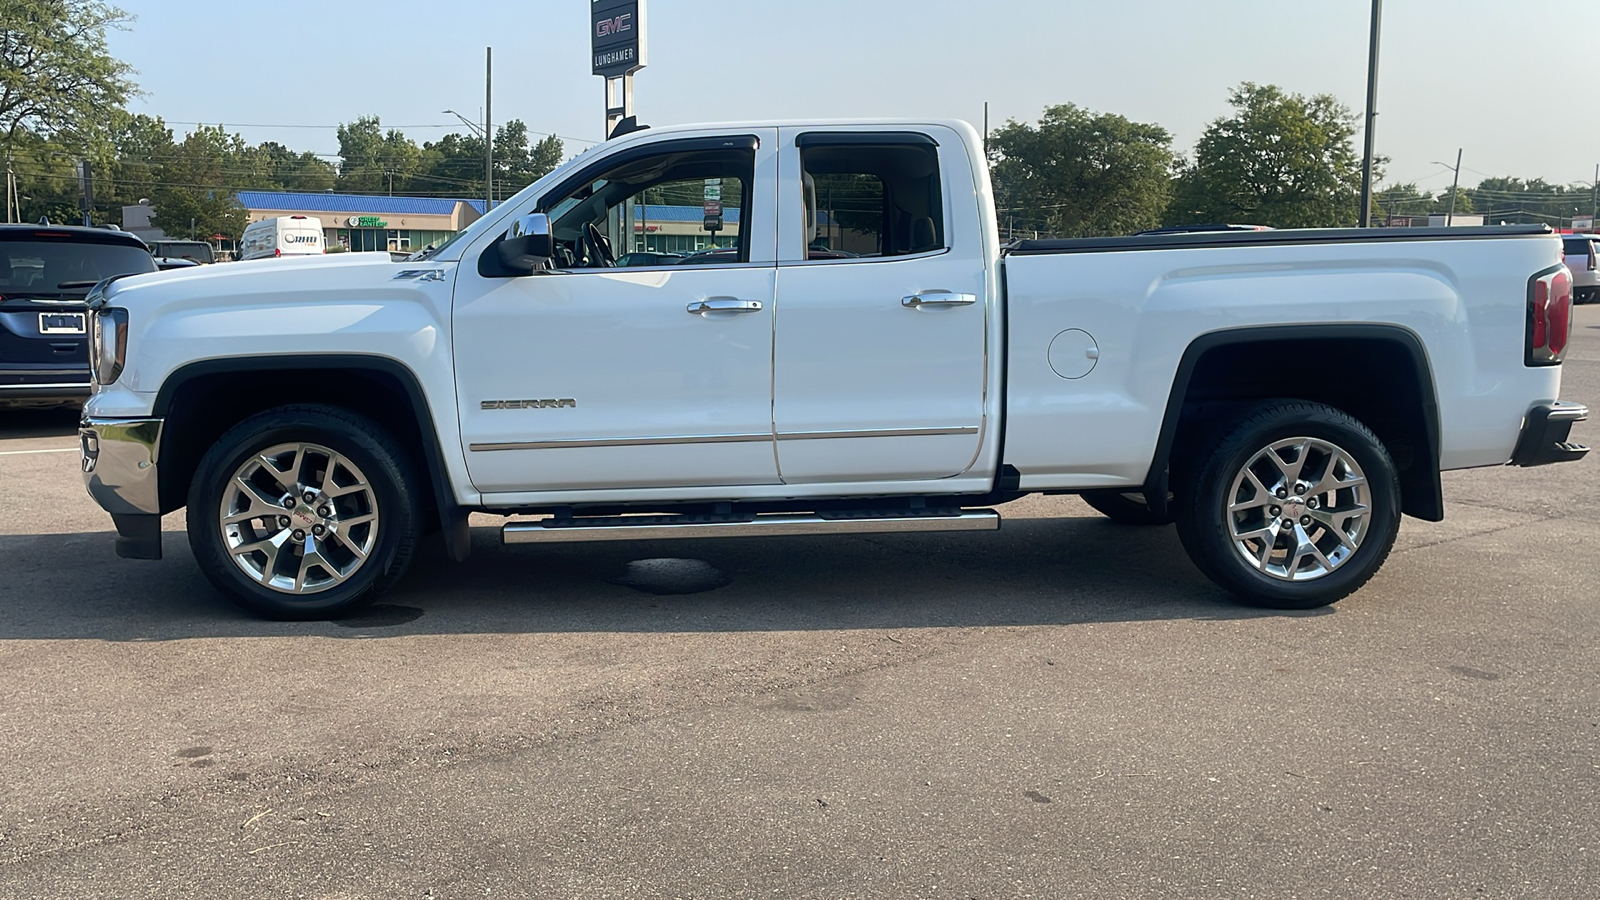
[502,509,1001,544]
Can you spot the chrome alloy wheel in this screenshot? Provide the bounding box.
[219,443,380,595]
[1224,436,1371,582]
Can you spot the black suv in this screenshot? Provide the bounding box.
[1,224,159,408]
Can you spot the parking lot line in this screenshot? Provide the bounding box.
[0,448,78,456]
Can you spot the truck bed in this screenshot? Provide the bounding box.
[1004,224,1555,256]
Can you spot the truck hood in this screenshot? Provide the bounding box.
[100,252,429,309]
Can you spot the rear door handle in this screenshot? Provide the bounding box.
[688,297,764,314]
[902,291,977,308]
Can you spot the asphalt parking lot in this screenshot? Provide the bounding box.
[0,308,1595,899]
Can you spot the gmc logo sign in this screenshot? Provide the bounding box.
[596,14,631,37]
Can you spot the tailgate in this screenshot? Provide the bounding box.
[0,298,91,383]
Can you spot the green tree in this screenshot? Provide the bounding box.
[147,125,247,240]
[1467,177,1582,225]
[988,103,1174,238]
[414,131,483,196]
[105,112,173,205]
[6,130,80,222]
[250,140,336,192]
[336,115,421,193]
[1168,83,1365,228]
[1430,184,1474,216]
[416,120,562,200]
[493,121,563,198]
[0,0,136,155]
[1373,182,1431,220]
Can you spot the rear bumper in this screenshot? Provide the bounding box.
[1509,402,1590,466]
[79,416,165,559]
[0,374,91,405]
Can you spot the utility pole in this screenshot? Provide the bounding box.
[4,153,12,224]
[1359,0,1382,227]
[484,47,493,211]
[1446,148,1462,226]
[1591,163,1598,222]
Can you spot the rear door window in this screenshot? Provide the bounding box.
[799,141,944,260]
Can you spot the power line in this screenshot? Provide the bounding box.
[157,120,599,146]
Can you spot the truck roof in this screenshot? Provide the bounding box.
[0,223,149,249]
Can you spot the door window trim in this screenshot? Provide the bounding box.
[537,135,762,212]
[785,132,951,266]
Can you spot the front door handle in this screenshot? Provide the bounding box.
[687,297,764,314]
[902,291,977,308]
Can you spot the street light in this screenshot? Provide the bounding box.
[442,109,483,137]
[444,95,494,211]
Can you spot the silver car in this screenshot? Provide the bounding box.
[1562,234,1598,304]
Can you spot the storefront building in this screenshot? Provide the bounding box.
[235,191,486,255]
[123,192,487,257]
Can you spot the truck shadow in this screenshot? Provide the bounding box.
[0,517,1325,641]
[0,407,81,440]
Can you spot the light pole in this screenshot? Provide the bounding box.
[443,47,494,211]
[1432,149,1463,226]
[1591,163,1598,223]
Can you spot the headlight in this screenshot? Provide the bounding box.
[90,307,128,385]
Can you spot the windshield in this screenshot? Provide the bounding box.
[407,226,473,261]
[152,241,214,264]
[0,240,158,297]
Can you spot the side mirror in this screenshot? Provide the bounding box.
[494,213,554,274]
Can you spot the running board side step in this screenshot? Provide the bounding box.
[502,509,1001,544]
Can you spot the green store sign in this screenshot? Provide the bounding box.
[347,215,388,228]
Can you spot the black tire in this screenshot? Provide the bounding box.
[1080,489,1175,526]
[1174,401,1401,610]
[186,404,419,620]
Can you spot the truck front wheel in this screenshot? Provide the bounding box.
[186,405,419,620]
[1174,401,1401,609]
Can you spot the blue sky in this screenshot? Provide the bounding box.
[109,1,1599,193]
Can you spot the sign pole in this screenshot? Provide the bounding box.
[485,47,493,211]
[605,73,635,139]
[593,0,647,139]
[1359,0,1382,228]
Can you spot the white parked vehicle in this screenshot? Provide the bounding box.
[77,119,1589,619]
[1561,234,1598,304]
[238,215,325,260]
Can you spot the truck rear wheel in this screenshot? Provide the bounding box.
[186,405,419,620]
[1080,490,1174,526]
[1174,401,1400,609]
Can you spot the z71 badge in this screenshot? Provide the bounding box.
[482,399,577,409]
[392,269,447,282]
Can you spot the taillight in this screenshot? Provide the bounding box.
[1527,266,1572,366]
[1589,246,1597,271]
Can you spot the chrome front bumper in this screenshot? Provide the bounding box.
[80,416,165,559]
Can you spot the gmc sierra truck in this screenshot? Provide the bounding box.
[77,119,1589,619]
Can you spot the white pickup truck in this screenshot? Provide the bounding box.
[77,119,1589,619]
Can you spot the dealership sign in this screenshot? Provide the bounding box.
[592,0,647,77]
